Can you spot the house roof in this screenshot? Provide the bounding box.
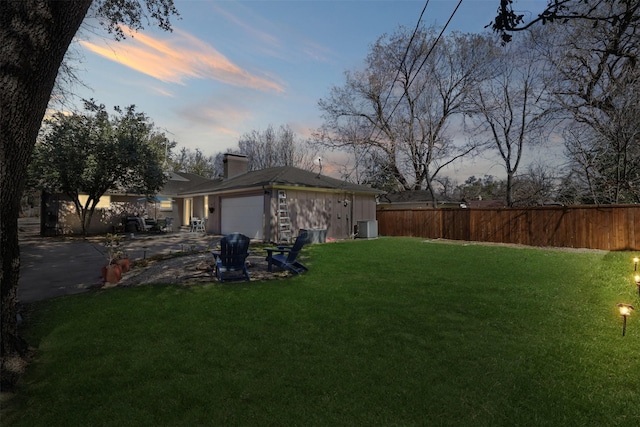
[378,190,463,207]
[379,190,435,203]
[179,166,384,196]
[464,199,507,208]
[160,171,219,196]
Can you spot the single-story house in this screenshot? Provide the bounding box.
[42,153,383,242]
[180,154,384,242]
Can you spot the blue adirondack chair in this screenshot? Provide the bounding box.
[265,230,309,274]
[212,233,251,282]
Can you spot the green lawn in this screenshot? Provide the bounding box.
[4,238,640,426]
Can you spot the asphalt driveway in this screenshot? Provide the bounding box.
[18,218,217,303]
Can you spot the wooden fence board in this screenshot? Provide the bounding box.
[376,205,640,251]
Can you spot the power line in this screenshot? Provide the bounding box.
[378,0,431,115]
[340,0,431,185]
[346,0,463,187]
[407,0,463,91]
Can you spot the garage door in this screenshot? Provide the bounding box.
[221,195,264,239]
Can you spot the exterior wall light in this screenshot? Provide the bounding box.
[617,303,634,336]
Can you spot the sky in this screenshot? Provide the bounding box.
[70,0,546,180]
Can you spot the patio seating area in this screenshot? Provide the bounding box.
[189,217,206,232]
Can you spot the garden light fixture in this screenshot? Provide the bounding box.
[634,257,639,271]
[617,303,634,336]
[636,275,640,297]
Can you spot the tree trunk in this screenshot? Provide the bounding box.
[1,0,92,387]
[506,171,514,207]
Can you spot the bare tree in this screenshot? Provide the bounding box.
[543,1,640,203]
[562,108,640,203]
[237,124,316,171]
[317,27,489,206]
[468,34,550,206]
[171,147,221,179]
[512,163,559,206]
[433,175,458,201]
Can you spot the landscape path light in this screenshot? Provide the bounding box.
[636,275,640,297]
[634,257,639,272]
[617,303,634,337]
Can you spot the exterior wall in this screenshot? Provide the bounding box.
[269,187,377,242]
[53,194,179,235]
[206,195,222,234]
[176,198,185,227]
[191,196,206,225]
[286,189,333,236]
[352,194,377,223]
[206,194,222,234]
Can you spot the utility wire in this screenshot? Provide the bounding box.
[407,0,463,91]
[378,0,430,115]
[346,0,463,187]
[342,0,431,185]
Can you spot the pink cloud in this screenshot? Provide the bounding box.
[79,27,285,93]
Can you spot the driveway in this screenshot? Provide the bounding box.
[18,218,216,303]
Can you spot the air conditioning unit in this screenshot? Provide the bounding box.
[357,220,378,239]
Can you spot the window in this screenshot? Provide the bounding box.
[78,194,111,209]
[160,199,173,211]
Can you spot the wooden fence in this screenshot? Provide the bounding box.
[376,205,640,251]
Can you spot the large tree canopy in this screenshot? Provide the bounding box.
[1,0,178,389]
[31,102,169,234]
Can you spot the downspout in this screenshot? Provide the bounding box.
[262,185,272,242]
[350,192,355,238]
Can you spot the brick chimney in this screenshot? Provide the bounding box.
[223,153,249,179]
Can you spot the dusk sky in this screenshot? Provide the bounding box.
[70,0,545,178]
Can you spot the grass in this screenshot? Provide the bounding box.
[3,238,640,426]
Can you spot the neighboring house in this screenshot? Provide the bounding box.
[40,171,213,235]
[377,190,463,210]
[180,154,384,241]
[42,153,383,242]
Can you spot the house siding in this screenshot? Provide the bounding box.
[271,188,377,241]
[49,193,180,235]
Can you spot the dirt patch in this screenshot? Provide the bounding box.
[421,238,608,254]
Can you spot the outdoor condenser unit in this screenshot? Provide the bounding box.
[357,220,378,239]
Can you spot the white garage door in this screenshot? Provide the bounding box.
[221,195,264,239]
